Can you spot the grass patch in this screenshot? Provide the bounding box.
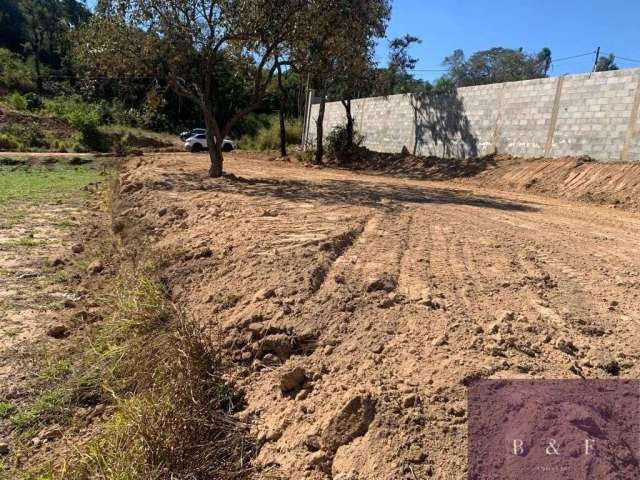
[4,237,41,248]
[0,402,16,419]
[0,163,99,206]
[38,359,72,382]
[47,270,69,285]
[62,258,255,479]
[10,389,67,431]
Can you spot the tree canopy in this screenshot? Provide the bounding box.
[442,47,553,87]
[596,53,619,72]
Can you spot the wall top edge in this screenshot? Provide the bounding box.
[310,67,640,107]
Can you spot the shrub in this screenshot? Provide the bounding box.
[0,48,36,92]
[7,91,27,111]
[64,105,107,151]
[24,92,43,111]
[233,113,272,138]
[0,124,49,150]
[325,124,365,163]
[0,133,19,151]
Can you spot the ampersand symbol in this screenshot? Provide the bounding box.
[546,439,560,456]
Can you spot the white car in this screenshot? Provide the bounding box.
[184,134,235,153]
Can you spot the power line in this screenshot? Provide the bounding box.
[551,51,596,63]
[617,55,640,64]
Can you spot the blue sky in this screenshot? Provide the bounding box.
[376,0,640,81]
[86,0,640,81]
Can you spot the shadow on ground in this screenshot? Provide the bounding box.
[151,170,538,213]
[328,149,502,181]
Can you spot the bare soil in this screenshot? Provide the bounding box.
[112,151,640,479]
[332,149,640,211]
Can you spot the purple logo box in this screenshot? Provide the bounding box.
[468,379,640,480]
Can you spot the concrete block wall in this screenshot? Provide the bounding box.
[306,68,640,162]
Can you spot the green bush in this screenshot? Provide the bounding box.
[7,91,27,111]
[0,124,50,150]
[233,113,272,138]
[42,96,107,151]
[68,110,105,151]
[0,133,19,151]
[238,115,302,151]
[24,92,43,111]
[0,48,36,92]
[326,124,365,161]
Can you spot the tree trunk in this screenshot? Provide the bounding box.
[34,56,43,93]
[314,94,326,165]
[33,34,43,93]
[209,144,224,177]
[279,107,287,157]
[276,62,287,157]
[202,104,224,177]
[344,98,354,147]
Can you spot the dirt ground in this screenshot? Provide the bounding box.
[114,152,639,479]
[334,149,640,212]
[0,160,108,472]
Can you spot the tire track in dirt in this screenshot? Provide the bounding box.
[433,204,640,372]
[125,153,640,479]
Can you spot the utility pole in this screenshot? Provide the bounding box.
[592,47,601,73]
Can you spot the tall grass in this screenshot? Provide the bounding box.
[238,115,302,151]
[67,259,255,480]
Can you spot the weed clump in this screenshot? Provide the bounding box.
[67,260,255,479]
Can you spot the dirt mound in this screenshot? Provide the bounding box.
[0,108,76,137]
[115,152,640,479]
[328,148,640,211]
[328,146,500,180]
[462,156,640,211]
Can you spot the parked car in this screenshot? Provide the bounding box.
[184,134,235,153]
[179,128,206,141]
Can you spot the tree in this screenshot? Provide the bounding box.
[292,0,390,163]
[76,0,305,177]
[596,53,619,72]
[16,0,90,91]
[537,47,552,76]
[21,0,63,91]
[387,34,420,92]
[328,3,390,147]
[443,47,553,87]
[0,0,26,52]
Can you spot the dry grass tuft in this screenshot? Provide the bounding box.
[67,260,256,480]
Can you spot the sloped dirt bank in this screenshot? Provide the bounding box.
[461,156,640,212]
[116,152,640,479]
[329,149,640,211]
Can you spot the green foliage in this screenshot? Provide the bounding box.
[7,91,28,110]
[326,124,364,157]
[0,48,36,91]
[237,115,302,151]
[0,123,51,150]
[10,388,66,430]
[233,112,273,138]
[41,96,107,150]
[443,47,553,87]
[596,53,619,72]
[0,401,16,419]
[0,133,20,150]
[24,92,43,110]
